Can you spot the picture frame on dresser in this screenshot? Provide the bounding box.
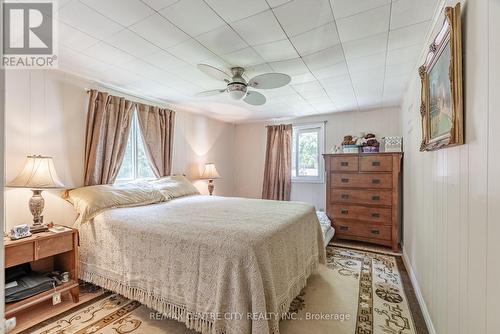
[419,3,463,151]
[323,153,403,251]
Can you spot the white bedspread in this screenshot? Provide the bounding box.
[78,195,325,334]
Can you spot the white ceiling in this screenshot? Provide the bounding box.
[56,0,439,123]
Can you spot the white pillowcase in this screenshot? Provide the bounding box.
[149,175,200,200]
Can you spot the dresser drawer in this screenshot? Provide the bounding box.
[36,234,74,259]
[329,204,391,224]
[333,220,392,241]
[359,155,393,172]
[329,156,358,172]
[330,189,392,206]
[5,243,34,268]
[331,173,392,189]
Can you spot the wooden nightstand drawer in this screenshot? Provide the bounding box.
[330,156,359,171]
[5,243,34,267]
[36,234,73,259]
[359,155,393,172]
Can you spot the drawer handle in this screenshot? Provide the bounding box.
[372,213,380,218]
[371,229,380,235]
[340,209,349,215]
[372,195,380,201]
[341,178,349,183]
[372,179,381,184]
[372,161,381,166]
[340,161,349,166]
[339,225,349,231]
[341,193,349,199]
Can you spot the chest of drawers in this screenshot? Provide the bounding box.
[324,153,402,251]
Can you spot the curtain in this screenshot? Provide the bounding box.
[84,90,134,186]
[136,103,175,178]
[262,124,292,201]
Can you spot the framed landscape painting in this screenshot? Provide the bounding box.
[419,3,463,151]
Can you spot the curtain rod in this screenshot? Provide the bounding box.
[265,120,328,127]
[85,87,174,109]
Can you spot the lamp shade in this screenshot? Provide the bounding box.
[200,163,220,180]
[8,155,65,189]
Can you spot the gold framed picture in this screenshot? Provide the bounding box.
[419,3,463,151]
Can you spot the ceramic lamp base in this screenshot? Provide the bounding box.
[208,179,214,196]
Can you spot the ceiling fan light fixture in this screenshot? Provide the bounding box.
[227,82,247,100]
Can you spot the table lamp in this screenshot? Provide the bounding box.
[7,155,65,233]
[200,163,220,196]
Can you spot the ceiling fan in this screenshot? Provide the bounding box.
[195,64,291,106]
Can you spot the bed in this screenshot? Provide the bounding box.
[73,191,325,334]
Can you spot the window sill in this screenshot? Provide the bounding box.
[292,179,325,184]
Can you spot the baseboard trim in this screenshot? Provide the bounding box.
[402,248,437,334]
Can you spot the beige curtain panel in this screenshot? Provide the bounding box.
[84,90,134,186]
[262,124,292,201]
[136,104,175,178]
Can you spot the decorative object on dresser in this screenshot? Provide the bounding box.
[4,227,79,319]
[383,136,403,152]
[7,155,65,233]
[419,3,463,151]
[200,163,220,196]
[324,153,403,251]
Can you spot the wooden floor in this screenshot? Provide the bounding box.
[8,285,105,334]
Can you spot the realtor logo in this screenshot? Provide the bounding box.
[2,1,58,68]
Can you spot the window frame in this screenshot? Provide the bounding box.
[291,122,325,184]
[115,110,155,183]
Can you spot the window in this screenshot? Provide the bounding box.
[115,110,155,182]
[291,123,325,183]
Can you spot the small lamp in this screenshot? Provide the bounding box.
[200,163,220,196]
[7,155,65,233]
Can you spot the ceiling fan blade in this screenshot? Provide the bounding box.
[244,91,266,106]
[195,89,226,97]
[248,73,291,89]
[197,64,231,82]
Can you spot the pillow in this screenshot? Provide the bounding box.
[149,175,200,200]
[63,182,165,224]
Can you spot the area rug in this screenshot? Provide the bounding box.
[25,246,425,334]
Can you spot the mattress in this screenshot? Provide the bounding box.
[77,195,325,334]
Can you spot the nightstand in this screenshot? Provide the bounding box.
[4,227,79,319]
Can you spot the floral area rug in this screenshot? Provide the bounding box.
[26,246,421,334]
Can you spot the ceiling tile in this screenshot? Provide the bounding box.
[347,51,386,73]
[124,58,172,82]
[269,58,309,76]
[336,5,390,42]
[320,73,352,90]
[342,32,388,59]
[290,73,317,84]
[330,0,390,19]
[168,38,217,64]
[386,44,421,66]
[83,42,135,65]
[105,29,159,57]
[273,0,334,37]
[302,44,344,70]
[253,39,298,62]
[204,0,269,22]
[196,25,247,54]
[59,21,98,51]
[80,0,154,27]
[298,88,328,99]
[292,80,323,93]
[388,21,429,50]
[390,0,438,30]
[350,67,384,84]
[290,22,340,56]
[141,0,180,11]
[59,1,124,39]
[385,62,414,78]
[160,0,225,36]
[267,0,293,8]
[143,49,188,70]
[130,14,190,49]
[231,10,286,46]
[310,61,349,79]
[223,47,264,67]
